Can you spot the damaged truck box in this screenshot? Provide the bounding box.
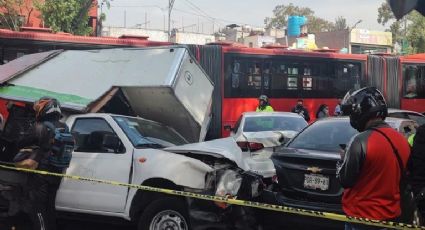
[0,46,213,143]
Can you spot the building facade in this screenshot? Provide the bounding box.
[243,35,276,48]
[314,28,392,54]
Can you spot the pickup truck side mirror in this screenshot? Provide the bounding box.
[103,134,122,153]
[224,125,233,131]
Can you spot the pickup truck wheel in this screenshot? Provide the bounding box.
[138,197,190,230]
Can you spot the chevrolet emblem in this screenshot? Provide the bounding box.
[307,166,322,173]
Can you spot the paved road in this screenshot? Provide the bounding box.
[2,218,342,230]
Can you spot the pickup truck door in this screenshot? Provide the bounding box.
[56,116,133,213]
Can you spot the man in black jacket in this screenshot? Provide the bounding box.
[16,97,68,230]
[291,99,310,122]
[409,124,425,217]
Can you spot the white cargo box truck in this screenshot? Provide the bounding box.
[0,46,213,142]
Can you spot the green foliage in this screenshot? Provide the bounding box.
[0,0,27,30]
[264,3,335,33]
[377,1,404,45]
[335,16,348,30]
[407,12,425,53]
[37,0,94,35]
[377,1,425,54]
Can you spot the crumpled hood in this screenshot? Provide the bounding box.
[165,137,277,177]
[239,130,298,147]
[164,137,247,170]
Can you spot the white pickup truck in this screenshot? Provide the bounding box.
[0,112,262,230]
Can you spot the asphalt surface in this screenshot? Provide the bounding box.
[1,218,342,230]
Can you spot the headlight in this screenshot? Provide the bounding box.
[238,171,264,199]
[215,170,242,197]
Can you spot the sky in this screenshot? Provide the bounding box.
[104,0,388,34]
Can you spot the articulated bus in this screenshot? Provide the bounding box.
[0,28,424,139]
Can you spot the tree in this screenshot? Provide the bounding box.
[334,16,348,30]
[407,12,425,53]
[377,2,404,45]
[36,0,95,35]
[376,1,425,54]
[264,3,335,33]
[0,0,35,31]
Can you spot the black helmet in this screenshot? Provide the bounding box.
[258,95,269,102]
[341,87,387,132]
[33,96,62,121]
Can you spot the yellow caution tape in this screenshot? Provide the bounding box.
[0,163,423,230]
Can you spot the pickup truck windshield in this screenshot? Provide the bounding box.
[113,116,188,148]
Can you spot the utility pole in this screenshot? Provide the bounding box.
[347,19,362,54]
[124,10,127,28]
[168,0,176,42]
[145,12,148,30]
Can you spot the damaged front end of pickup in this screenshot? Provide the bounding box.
[165,138,264,230]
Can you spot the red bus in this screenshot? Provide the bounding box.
[1,28,424,139]
[400,54,425,112]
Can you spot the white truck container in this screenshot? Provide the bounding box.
[0,46,213,143]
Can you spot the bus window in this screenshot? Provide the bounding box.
[269,60,300,98]
[270,62,286,91]
[263,62,271,91]
[332,62,361,98]
[403,65,425,99]
[299,62,331,98]
[224,57,263,97]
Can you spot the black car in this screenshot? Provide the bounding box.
[266,117,358,213]
[257,117,357,229]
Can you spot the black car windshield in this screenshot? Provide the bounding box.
[113,116,188,148]
[243,116,307,132]
[288,119,358,152]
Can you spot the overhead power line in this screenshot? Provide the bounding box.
[109,4,264,30]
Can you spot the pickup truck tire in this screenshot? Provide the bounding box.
[138,197,190,230]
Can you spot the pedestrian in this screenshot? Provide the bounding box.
[408,124,425,218]
[14,97,72,230]
[334,98,343,116]
[316,104,329,119]
[337,87,410,230]
[291,99,310,122]
[256,95,274,112]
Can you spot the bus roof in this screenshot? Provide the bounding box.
[220,45,367,61]
[401,53,425,64]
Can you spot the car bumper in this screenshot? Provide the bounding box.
[258,190,344,229]
[262,189,343,213]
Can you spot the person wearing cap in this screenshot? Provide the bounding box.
[256,95,274,112]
